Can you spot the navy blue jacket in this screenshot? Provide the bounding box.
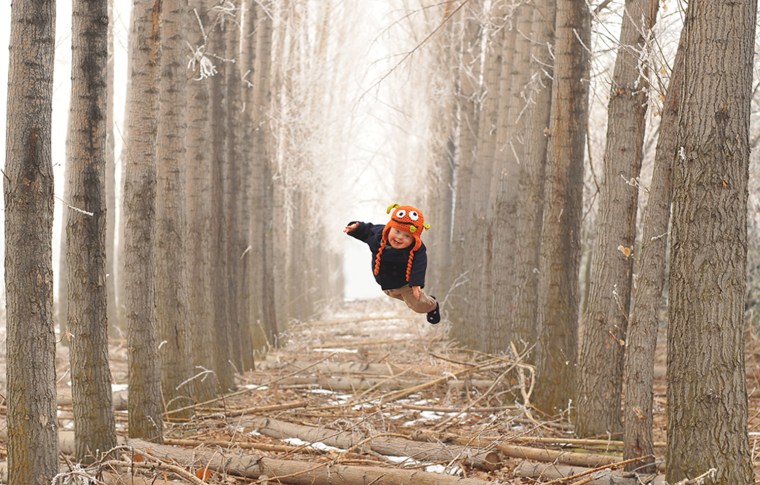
[347,222,428,290]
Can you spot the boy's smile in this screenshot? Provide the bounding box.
[388,227,413,249]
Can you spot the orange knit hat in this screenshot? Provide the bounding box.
[374,203,431,281]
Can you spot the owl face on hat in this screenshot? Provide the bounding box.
[388,205,425,234]
[382,204,430,252]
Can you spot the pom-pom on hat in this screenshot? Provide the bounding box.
[374,203,431,281]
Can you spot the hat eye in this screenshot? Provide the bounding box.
[408,211,419,221]
[395,209,406,219]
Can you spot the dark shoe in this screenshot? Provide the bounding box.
[427,297,441,324]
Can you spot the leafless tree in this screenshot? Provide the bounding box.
[156,0,194,418]
[533,0,592,415]
[122,0,164,441]
[4,0,59,482]
[666,0,756,481]
[185,0,218,402]
[623,25,683,475]
[576,0,659,437]
[66,0,118,463]
[448,1,483,347]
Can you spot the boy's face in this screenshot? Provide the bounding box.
[388,227,414,249]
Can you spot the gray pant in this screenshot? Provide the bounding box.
[383,286,437,314]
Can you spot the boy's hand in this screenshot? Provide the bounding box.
[411,286,421,300]
[344,223,359,234]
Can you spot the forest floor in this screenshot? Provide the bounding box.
[4,299,760,483]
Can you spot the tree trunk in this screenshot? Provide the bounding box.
[665,0,756,482]
[208,12,236,392]
[533,0,591,415]
[4,1,59,483]
[511,0,555,355]
[105,0,119,334]
[156,0,194,418]
[461,0,509,353]
[575,0,658,438]
[67,0,117,463]
[250,4,279,345]
[185,0,217,403]
[224,8,254,371]
[57,140,72,341]
[234,0,256,368]
[122,0,164,442]
[623,30,685,474]
[448,2,482,347]
[425,6,458,294]
[241,0,265,351]
[489,2,532,352]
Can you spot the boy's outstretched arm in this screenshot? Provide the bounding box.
[343,222,359,233]
[344,221,376,242]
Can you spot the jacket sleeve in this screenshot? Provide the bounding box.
[346,221,376,243]
[408,246,428,288]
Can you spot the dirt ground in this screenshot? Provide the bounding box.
[3,298,760,483]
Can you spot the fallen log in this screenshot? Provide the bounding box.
[508,435,667,449]
[221,400,308,417]
[270,375,420,392]
[258,361,408,376]
[402,403,516,413]
[496,443,621,468]
[237,416,501,471]
[267,375,498,394]
[315,337,410,349]
[514,460,666,484]
[126,438,497,485]
[410,429,642,470]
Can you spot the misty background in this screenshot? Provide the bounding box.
[0,1,445,303]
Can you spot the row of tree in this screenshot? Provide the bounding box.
[5,0,352,483]
[5,0,760,483]
[403,0,757,483]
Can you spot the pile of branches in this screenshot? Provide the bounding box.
[46,307,665,483]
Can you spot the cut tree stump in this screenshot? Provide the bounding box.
[237,416,501,471]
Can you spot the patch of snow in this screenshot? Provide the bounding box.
[424,464,463,475]
[403,410,461,427]
[112,383,128,392]
[328,392,352,405]
[243,384,269,391]
[420,410,447,420]
[314,348,358,354]
[351,402,375,410]
[309,389,335,395]
[282,437,345,453]
[386,455,417,465]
